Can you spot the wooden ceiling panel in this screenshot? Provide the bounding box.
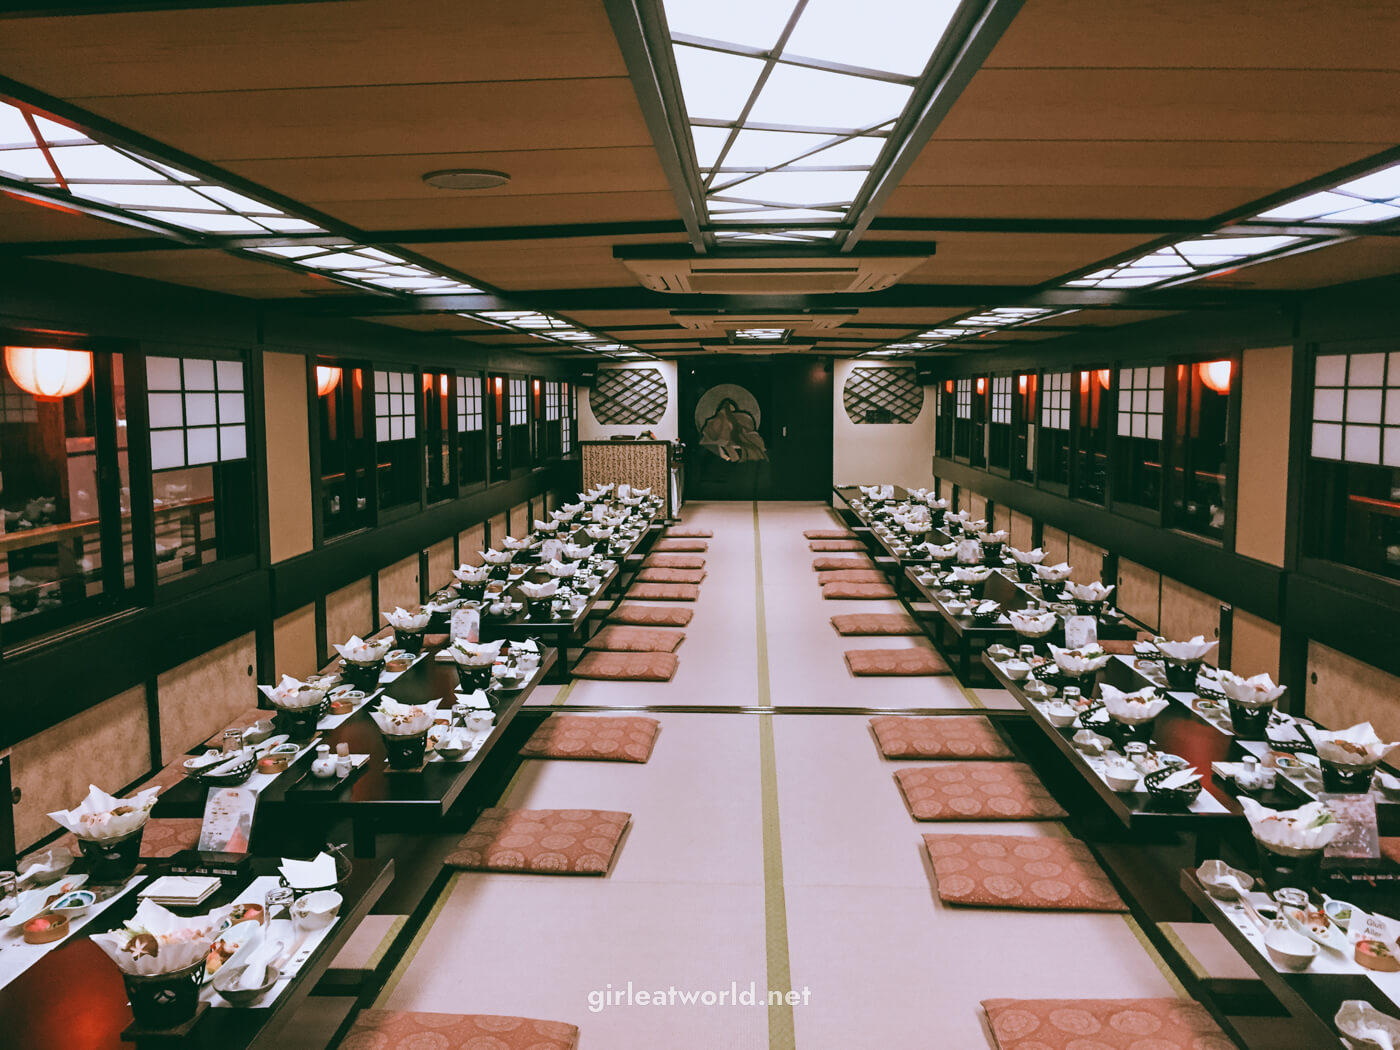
[318,191,681,231]
[358,314,504,334]
[1216,238,1400,290]
[0,1,626,96]
[1047,309,1182,328]
[34,248,336,296]
[854,307,973,325]
[884,183,1268,221]
[223,147,670,206]
[933,70,1400,144]
[0,196,152,243]
[880,232,1147,285]
[562,310,680,328]
[75,79,653,162]
[984,0,1400,71]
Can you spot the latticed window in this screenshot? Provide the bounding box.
[1312,351,1400,466]
[590,367,667,426]
[1041,371,1071,430]
[842,367,923,423]
[147,356,247,469]
[508,377,528,425]
[955,378,972,419]
[373,370,416,442]
[990,375,1013,424]
[1117,365,1165,440]
[456,374,482,433]
[561,383,575,454]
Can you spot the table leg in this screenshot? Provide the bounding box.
[960,637,972,682]
[353,817,377,858]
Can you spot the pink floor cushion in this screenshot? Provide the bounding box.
[40,817,205,866]
[626,582,700,601]
[572,650,679,681]
[520,715,660,762]
[822,581,897,600]
[817,569,888,584]
[653,538,709,552]
[585,625,684,653]
[342,1011,580,1050]
[810,539,866,552]
[981,998,1232,1050]
[637,567,707,584]
[831,612,922,636]
[446,807,631,875]
[925,834,1126,911]
[870,716,1012,759]
[811,555,875,571]
[894,763,1068,821]
[643,553,706,569]
[1099,638,1143,655]
[606,604,694,627]
[845,648,950,676]
[667,527,713,538]
[804,528,856,539]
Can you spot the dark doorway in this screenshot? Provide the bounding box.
[678,356,833,501]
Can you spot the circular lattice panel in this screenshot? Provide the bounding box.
[590,367,668,426]
[843,366,924,423]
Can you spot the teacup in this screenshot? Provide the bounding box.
[292,889,342,931]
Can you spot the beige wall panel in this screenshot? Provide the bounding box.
[427,538,455,594]
[1010,511,1034,552]
[1117,559,1161,632]
[962,490,987,521]
[273,603,318,679]
[262,351,313,562]
[157,632,257,763]
[326,576,373,650]
[488,512,508,548]
[1307,642,1400,739]
[11,685,150,853]
[379,554,420,612]
[1231,609,1281,681]
[1068,535,1107,584]
[1235,346,1292,566]
[992,504,1012,536]
[1042,526,1069,565]
[830,363,937,491]
[459,523,487,566]
[510,502,530,537]
[1160,578,1221,664]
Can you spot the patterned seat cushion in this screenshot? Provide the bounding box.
[653,538,709,552]
[643,553,706,569]
[804,528,856,539]
[584,625,684,653]
[845,648,950,676]
[520,715,660,762]
[637,567,707,584]
[43,816,205,866]
[810,539,867,552]
[1099,639,1141,655]
[831,612,922,636]
[341,1011,580,1050]
[925,834,1126,911]
[817,569,888,584]
[870,716,1012,759]
[572,650,679,682]
[607,604,694,627]
[982,998,1231,1050]
[667,527,713,538]
[894,763,1068,821]
[626,582,700,601]
[812,556,875,571]
[822,581,897,600]
[446,807,630,875]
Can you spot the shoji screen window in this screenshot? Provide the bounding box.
[423,371,454,504]
[1305,350,1400,579]
[508,376,530,472]
[317,360,374,538]
[987,375,1014,473]
[373,369,420,512]
[1170,359,1232,540]
[1037,371,1072,491]
[146,354,255,582]
[934,380,955,458]
[488,374,508,480]
[561,382,575,455]
[1074,369,1110,505]
[1113,365,1165,516]
[544,380,562,459]
[952,378,973,461]
[456,373,486,487]
[1012,372,1036,482]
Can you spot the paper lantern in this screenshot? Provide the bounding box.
[1199,359,1232,394]
[4,346,92,400]
[316,365,342,396]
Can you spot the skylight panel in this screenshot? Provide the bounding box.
[143,211,269,233]
[1334,163,1400,201]
[662,0,793,49]
[253,245,324,259]
[67,182,223,211]
[705,206,845,222]
[717,128,882,169]
[256,217,325,232]
[44,144,158,181]
[1173,235,1301,264]
[886,341,930,349]
[0,148,53,180]
[780,0,962,78]
[745,63,911,130]
[719,168,868,206]
[1256,191,1359,221]
[1325,202,1400,223]
[0,101,33,145]
[30,114,88,144]
[689,125,732,168]
[673,45,766,122]
[198,185,287,215]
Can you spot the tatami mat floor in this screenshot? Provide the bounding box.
[381,501,1180,1048]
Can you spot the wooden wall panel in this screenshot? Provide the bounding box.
[11,685,149,854]
[273,603,318,679]
[1010,510,1034,552]
[326,576,373,650]
[1160,578,1221,664]
[1117,558,1161,632]
[488,512,508,548]
[378,555,420,612]
[510,501,530,537]
[1042,525,1069,565]
[1231,609,1281,680]
[962,490,987,521]
[1307,640,1400,739]
[262,351,313,563]
[459,523,487,566]
[427,538,455,594]
[1235,346,1292,567]
[1068,535,1107,584]
[992,503,1012,536]
[156,632,257,763]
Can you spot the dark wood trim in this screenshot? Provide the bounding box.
[1286,571,1400,679]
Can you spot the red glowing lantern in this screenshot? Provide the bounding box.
[1198,359,1232,394]
[4,346,92,400]
[976,377,986,395]
[316,365,342,396]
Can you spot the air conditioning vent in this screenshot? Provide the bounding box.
[621,253,929,294]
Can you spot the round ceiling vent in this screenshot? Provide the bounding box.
[421,169,511,190]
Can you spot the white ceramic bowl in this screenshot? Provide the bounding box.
[293,890,342,930]
[1265,928,1318,971]
[1045,704,1077,728]
[1002,659,1031,681]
